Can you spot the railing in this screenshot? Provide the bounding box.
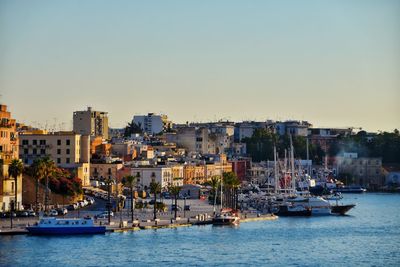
[0,122,13,128]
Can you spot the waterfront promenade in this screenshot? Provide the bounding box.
[0,198,277,234]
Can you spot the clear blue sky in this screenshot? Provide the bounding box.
[1,0,399,131]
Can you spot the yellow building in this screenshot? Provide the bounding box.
[0,104,22,211]
[183,162,232,185]
[73,107,109,140]
[19,131,91,186]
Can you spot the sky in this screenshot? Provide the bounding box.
[0,0,399,132]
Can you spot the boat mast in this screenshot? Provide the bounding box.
[290,135,295,194]
[284,149,287,193]
[306,137,310,176]
[220,164,223,210]
[274,145,278,194]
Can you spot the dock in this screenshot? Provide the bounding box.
[0,228,29,235]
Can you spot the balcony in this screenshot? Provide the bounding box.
[0,122,13,128]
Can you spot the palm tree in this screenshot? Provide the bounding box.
[122,175,136,222]
[210,176,220,214]
[223,172,240,209]
[31,158,45,213]
[40,157,56,212]
[149,179,161,220]
[9,159,24,211]
[168,182,181,219]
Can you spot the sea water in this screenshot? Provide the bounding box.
[1,193,399,266]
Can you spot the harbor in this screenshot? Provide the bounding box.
[1,193,399,266]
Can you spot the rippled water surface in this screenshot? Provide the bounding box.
[1,193,399,266]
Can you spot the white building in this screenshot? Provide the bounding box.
[133,113,168,135]
[131,166,173,190]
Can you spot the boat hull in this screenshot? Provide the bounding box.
[26,226,106,235]
[276,206,312,217]
[333,188,366,194]
[311,207,331,216]
[331,204,356,215]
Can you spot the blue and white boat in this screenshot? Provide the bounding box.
[26,217,106,235]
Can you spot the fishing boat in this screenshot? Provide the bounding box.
[212,209,240,226]
[26,217,106,235]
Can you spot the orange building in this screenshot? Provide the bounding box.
[0,104,21,211]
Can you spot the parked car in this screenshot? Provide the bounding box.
[56,208,68,215]
[3,212,17,218]
[50,209,58,216]
[95,211,114,219]
[171,204,182,211]
[67,204,76,211]
[27,210,36,217]
[17,211,29,217]
[86,197,95,205]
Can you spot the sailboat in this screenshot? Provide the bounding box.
[212,167,240,226]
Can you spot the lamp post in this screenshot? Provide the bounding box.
[10,201,14,229]
[106,178,112,225]
[183,197,187,218]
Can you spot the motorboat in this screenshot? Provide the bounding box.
[26,217,106,235]
[212,209,240,226]
[333,186,366,193]
[276,204,311,216]
[330,204,356,215]
[289,196,332,216]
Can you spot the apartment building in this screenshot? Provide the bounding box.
[73,107,109,140]
[131,166,173,190]
[19,131,91,186]
[0,104,22,211]
[336,154,383,188]
[133,113,171,135]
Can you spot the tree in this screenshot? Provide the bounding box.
[8,159,24,211]
[40,157,56,212]
[209,176,220,214]
[222,172,240,210]
[30,159,45,213]
[124,121,143,137]
[168,182,181,219]
[122,175,136,222]
[149,180,161,220]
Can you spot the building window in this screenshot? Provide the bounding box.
[108,168,111,175]
[22,140,28,145]
[24,148,28,154]
[57,139,61,146]
[66,149,70,155]
[40,149,45,155]
[33,148,37,155]
[66,139,70,146]
[40,140,46,145]
[66,158,70,164]
[33,140,37,145]
[24,159,28,164]
[57,149,61,154]
[57,158,61,164]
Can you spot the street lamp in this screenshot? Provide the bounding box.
[183,197,187,218]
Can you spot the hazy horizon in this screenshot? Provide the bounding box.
[1,0,399,132]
